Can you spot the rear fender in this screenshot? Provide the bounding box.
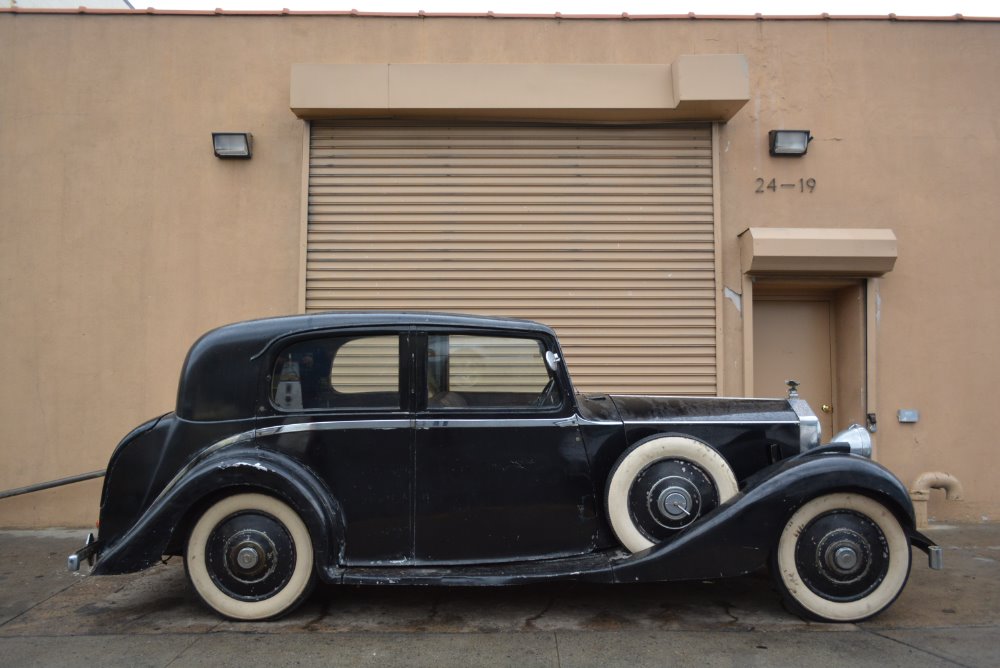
[93,447,344,576]
[612,453,916,583]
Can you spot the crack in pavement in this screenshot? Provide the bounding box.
[0,578,81,632]
[162,633,204,668]
[524,593,556,630]
[860,626,975,668]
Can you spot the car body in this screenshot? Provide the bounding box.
[70,312,940,622]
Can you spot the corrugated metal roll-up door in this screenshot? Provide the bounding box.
[306,121,717,395]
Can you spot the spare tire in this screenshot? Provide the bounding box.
[605,435,739,553]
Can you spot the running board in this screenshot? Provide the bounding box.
[328,550,625,586]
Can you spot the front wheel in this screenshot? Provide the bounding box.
[774,493,911,623]
[185,493,315,620]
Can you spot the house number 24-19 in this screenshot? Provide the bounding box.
[755,178,817,193]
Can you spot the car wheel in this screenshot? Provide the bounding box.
[185,493,315,621]
[606,435,739,553]
[774,493,911,623]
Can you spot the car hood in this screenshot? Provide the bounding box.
[608,394,798,424]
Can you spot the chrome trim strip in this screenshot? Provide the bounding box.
[256,420,411,437]
[575,415,799,427]
[575,416,624,427]
[609,393,792,402]
[415,417,579,429]
[618,419,799,426]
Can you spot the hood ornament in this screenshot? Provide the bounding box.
[786,380,800,399]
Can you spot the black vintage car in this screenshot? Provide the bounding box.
[70,312,940,622]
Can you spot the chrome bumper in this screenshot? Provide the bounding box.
[909,530,943,571]
[67,533,99,572]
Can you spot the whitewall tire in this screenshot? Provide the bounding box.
[775,493,911,623]
[185,493,315,621]
[606,435,739,553]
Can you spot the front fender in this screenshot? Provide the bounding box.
[93,447,344,576]
[612,452,916,583]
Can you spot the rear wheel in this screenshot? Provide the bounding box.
[185,493,315,620]
[774,493,911,623]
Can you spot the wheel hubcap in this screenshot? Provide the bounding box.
[204,511,297,602]
[628,459,718,541]
[233,542,265,573]
[795,510,890,602]
[657,487,693,521]
[829,543,860,574]
[236,545,260,569]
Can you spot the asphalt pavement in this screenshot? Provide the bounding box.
[0,524,997,667]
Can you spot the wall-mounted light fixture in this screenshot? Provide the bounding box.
[768,130,812,156]
[212,132,253,159]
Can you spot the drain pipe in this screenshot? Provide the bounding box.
[910,472,964,529]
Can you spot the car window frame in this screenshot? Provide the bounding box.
[413,328,572,416]
[263,327,414,415]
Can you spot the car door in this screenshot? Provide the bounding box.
[255,329,414,565]
[413,330,598,564]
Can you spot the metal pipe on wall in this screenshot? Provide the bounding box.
[0,470,105,500]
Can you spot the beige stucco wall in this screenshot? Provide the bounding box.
[1,13,997,526]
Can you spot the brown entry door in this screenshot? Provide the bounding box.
[753,299,835,438]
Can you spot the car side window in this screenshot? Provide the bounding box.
[271,334,400,411]
[426,334,560,410]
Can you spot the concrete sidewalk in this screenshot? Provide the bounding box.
[0,524,997,667]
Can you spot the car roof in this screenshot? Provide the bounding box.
[228,311,556,339]
[176,311,557,421]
